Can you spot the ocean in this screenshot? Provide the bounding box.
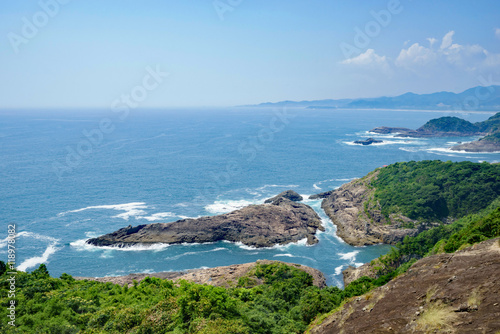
[1,108,498,286]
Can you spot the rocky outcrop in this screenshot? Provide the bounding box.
[370,126,483,138]
[74,260,327,288]
[86,198,324,248]
[308,238,500,333]
[353,138,383,145]
[264,190,303,203]
[309,190,336,200]
[342,263,379,286]
[451,138,500,152]
[320,171,420,246]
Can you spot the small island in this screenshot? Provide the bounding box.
[87,191,324,248]
[371,112,500,152]
[353,138,383,146]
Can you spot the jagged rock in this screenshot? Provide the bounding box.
[87,198,323,248]
[320,171,419,246]
[309,190,335,200]
[264,190,303,203]
[353,138,383,145]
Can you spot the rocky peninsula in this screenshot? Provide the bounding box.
[87,192,324,248]
[371,112,500,152]
[451,132,500,152]
[320,170,423,246]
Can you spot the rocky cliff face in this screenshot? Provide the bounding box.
[74,260,327,288]
[320,171,420,246]
[86,197,324,248]
[308,238,500,333]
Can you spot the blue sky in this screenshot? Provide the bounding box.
[0,0,499,108]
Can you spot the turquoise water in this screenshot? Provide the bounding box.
[1,108,498,286]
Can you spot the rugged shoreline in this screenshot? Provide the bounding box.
[320,170,422,246]
[87,192,324,248]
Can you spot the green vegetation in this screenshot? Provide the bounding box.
[418,116,479,133]
[0,262,392,334]
[372,160,500,222]
[480,131,500,144]
[476,112,500,133]
[417,112,500,134]
[369,197,500,277]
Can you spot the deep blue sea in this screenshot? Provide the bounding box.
[1,108,499,286]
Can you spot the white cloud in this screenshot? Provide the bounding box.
[496,28,500,40]
[395,43,436,68]
[393,31,498,73]
[341,49,387,66]
[427,37,437,47]
[338,30,500,84]
[440,30,455,50]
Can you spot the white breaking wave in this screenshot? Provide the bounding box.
[58,202,149,220]
[16,232,60,272]
[426,147,500,155]
[344,140,420,146]
[273,253,317,262]
[334,265,344,276]
[234,237,309,250]
[205,199,258,214]
[18,244,60,272]
[338,250,360,263]
[140,212,176,221]
[70,239,170,252]
[313,184,321,190]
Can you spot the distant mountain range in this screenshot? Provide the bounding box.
[246,86,500,111]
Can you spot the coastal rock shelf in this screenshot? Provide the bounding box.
[87,194,324,248]
[320,171,420,246]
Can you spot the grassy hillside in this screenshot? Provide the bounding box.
[0,261,383,334]
[372,160,500,222]
[417,116,479,133]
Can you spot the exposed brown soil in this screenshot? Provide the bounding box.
[308,238,500,334]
